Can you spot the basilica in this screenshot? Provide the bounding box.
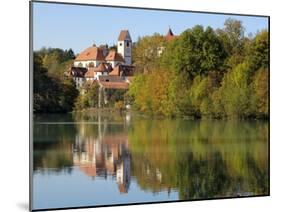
[67,30,134,89]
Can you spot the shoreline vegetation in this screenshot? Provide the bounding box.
[35,107,268,122]
[34,19,268,120]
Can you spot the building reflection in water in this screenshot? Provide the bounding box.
[34,113,268,201]
[72,113,131,193]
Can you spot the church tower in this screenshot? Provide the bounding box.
[117,30,132,65]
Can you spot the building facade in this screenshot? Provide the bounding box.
[68,30,134,86]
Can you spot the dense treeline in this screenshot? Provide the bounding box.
[33,48,78,113]
[36,47,75,79]
[74,83,99,110]
[74,83,127,111]
[130,19,269,119]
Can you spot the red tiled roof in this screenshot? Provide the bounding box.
[118,30,131,41]
[85,67,96,78]
[105,50,125,62]
[109,66,120,76]
[94,63,107,72]
[99,81,129,89]
[165,28,177,41]
[166,28,174,36]
[109,65,135,77]
[75,46,105,61]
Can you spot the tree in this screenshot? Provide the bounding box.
[75,83,99,110]
[127,22,269,119]
[252,68,268,117]
[161,25,227,80]
[133,33,166,73]
[216,18,246,68]
[189,75,216,117]
[86,84,99,108]
[222,18,245,55]
[128,74,151,112]
[106,89,127,107]
[59,79,79,112]
[33,53,78,113]
[219,62,252,118]
[34,53,61,112]
[36,48,76,78]
[247,30,269,71]
[147,69,174,115]
[66,48,75,60]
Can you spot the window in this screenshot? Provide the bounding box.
[119,43,122,46]
[126,41,130,47]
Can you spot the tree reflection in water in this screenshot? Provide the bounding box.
[33,112,268,200]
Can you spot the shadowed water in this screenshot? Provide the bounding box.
[32,112,268,210]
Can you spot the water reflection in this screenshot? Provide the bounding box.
[128,118,268,199]
[72,132,131,193]
[33,112,268,208]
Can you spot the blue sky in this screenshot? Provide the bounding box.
[33,2,268,54]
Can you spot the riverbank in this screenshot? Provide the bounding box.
[34,105,269,121]
[70,107,269,121]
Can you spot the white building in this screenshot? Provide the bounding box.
[73,30,132,69]
[68,30,134,89]
[84,63,113,81]
[73,46,105,68]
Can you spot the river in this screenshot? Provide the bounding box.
[32,111,269,210]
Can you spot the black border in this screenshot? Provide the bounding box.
[29,1,270,211]
[29,1,33,211]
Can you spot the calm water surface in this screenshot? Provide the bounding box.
[32,112,268,210]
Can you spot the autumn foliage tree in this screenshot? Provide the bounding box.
[129,19,269,119]
[33,53,78,113]
[133,33,166,73]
